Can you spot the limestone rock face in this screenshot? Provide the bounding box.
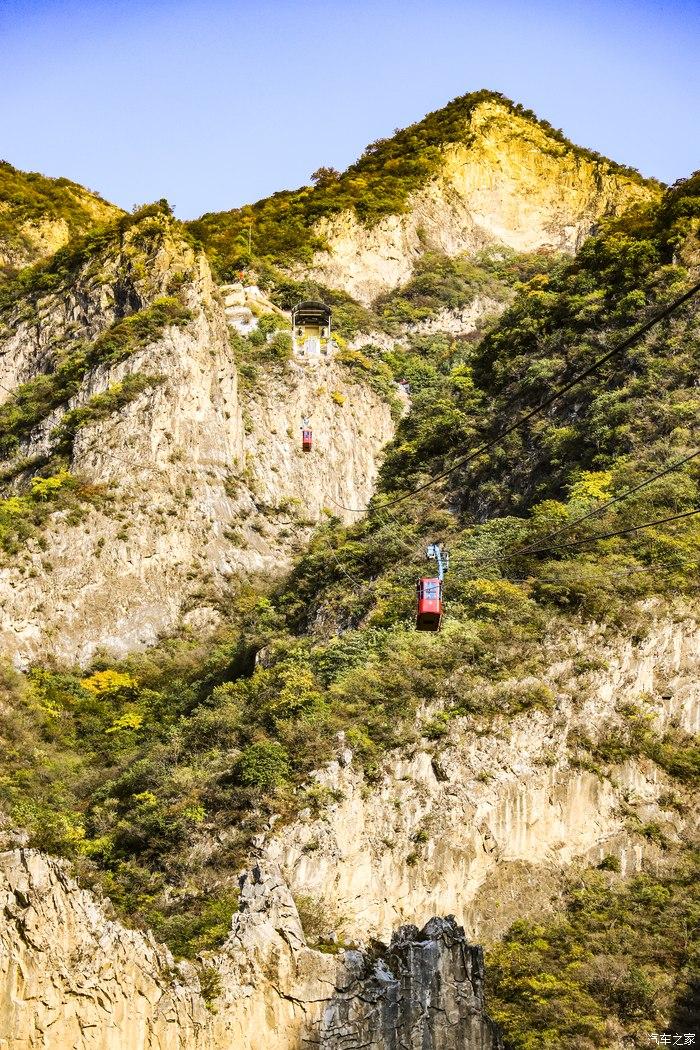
[243,356,395,529]
[321,918,502,1050]
[0,848,210,1050]
[263,612,700,944]
[299,101,658,303]
[0,851,500,1050]
[0,220,394,666]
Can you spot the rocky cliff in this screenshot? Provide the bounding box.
[0,212,395,666]
[301,101,657,303]
[319,917,502,1050]
[0,852,501,1050]
[263,610,700,943]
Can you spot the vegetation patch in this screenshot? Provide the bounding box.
[0,200,181,314]
[375,247,561,331]
[0,469,109,556]
[571,705,700,787]
[486,854,699,1047]
[229,313,292,386]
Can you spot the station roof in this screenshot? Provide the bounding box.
[292,300,331,324]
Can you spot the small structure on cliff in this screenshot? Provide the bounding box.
[292,300,333,360]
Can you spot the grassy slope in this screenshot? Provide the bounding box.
[0,160,122,274]
[187,89,654,280]
[0,178,697,1039]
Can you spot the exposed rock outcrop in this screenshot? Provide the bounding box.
[0,221,395,666]
[319,918,502,1049]
[0,852,500,1050]
[220,282,287,335]
[263,611,700,943]
[299,101,658,303]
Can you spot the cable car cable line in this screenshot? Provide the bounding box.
[509,448,700,555]
[489,506,700,560]
[322,439,700,624]
[463,447,700,572]
[508,562,661,586]
[447,501,696,588]
[331,277,700,516]
[321,535,367,593]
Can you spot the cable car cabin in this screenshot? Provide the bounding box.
[292,300,332,360]
[416,577,443,631]
[302,428,313,452]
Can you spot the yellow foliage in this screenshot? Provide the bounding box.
[133,790,158,808]
[80,669,138,695]
[530,499,569,527]
[30,469,73,501]
[569,471,613,502]
[344,726,375,754]
[268,665,323,720]
[183,804,206,823]
[330,390,346,406]
[106,710,144,733]
[62,814,86,851]
[464,578,529,617]
[339,348,373,370]
[0,496,26,516]
[81,834,113,859]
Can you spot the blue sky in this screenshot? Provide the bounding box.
[1,0,698,219]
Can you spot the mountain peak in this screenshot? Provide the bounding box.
[188,90,661,300]
[0,160,123,276]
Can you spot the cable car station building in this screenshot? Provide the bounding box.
[292,301,333,361]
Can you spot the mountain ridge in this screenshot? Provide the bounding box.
[187,90,661,300]
[0,89,662,308]
[0,160,123,276]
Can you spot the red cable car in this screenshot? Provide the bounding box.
[302,428,313,452]
[416,576,443,631]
